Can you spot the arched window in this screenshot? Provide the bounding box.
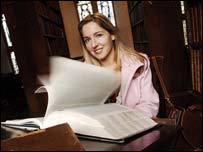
[77,1,116,26]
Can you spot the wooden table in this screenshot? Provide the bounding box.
[79,124,178,151]
[1,119,178,151]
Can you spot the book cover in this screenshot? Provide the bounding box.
[1,123,84,151]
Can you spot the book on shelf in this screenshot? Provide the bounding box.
[1,56,158,143]
[190,50,195,90]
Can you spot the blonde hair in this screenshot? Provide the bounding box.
[78,13,146,71]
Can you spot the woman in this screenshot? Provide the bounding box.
[78,13,159,118]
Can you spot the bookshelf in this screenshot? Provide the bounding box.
[128,1,149,52]
[186,1,202,93]
[127,1,198,98]
[34,1,69,57]
[127,1,202,109]
[1,1,71,116]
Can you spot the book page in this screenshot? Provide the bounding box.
[1,117,44,131]
[95,104,158,139]
[70,103,157,139]
[42,103,157,140]
[38,56,118,117]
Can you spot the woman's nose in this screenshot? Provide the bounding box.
[91,38,98,49]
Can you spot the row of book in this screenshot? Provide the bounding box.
[190,49,202,93]
[41,18,64,37]
[47,38,69,57]
[187,2,202,93]
[128,1,148,52]
[128,1,144,28]
[132,23,148,42]
[33,1,68,57]
[34,1,62,25]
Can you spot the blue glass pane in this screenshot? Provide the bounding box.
[97,1,116,26]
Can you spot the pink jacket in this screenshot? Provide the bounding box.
[119,53,159,118]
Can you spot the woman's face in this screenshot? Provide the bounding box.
[82,21,115,62]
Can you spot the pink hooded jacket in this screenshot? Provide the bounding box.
[118,53,159,118]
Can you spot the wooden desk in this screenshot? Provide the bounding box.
[1,121,178,151]
[79,124,177,151]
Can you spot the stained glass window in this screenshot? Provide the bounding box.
[77,1,115,26]
[2,14,19,74]
[180,1,185,14]
[97,1,116,26]
[182,20,188,45]
[10,51,19,74]
[180,1,188,46]
[2,14,12,47]
[77,1,93,21]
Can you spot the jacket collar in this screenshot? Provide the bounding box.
[120,55,145,104]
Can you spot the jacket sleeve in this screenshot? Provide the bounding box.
[134,56,160,118]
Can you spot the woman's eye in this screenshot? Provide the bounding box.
[84,39,90,44]
[96,33,103,37]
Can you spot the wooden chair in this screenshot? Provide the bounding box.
[150,56,202,151]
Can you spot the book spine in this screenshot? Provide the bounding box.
[199,3,202,44]
[188,2,202,93]
[191,7,196,44]
[194,49,198,91]
[191,49,195,90]
[194,6,198,45]
[196,50,200,92]
[200,51,202,92]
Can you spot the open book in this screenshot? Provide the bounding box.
[1,56,158,143]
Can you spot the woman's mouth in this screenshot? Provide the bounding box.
[93,49,102,54]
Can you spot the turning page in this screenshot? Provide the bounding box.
[38,56,158,141]
[38,56,119,117]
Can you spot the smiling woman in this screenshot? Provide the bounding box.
[77,13,160,118]
[82,22,116,67]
